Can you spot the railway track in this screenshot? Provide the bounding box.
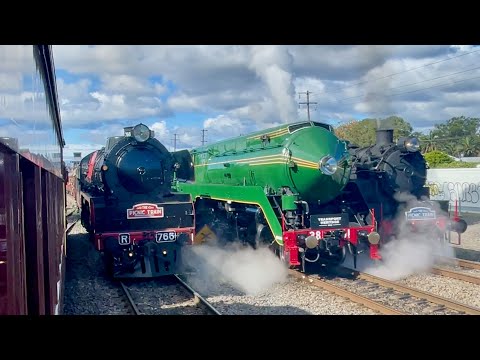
[66,220,77,234]
[436,256,480,270]
[452,258,480,270]
[288,269,403,314]
[118,275,221,315]
[431,267,480,285]
[66,206,79,234]
[291,267,480,315]
[174,274,222,315]
[430,256,480,285]
[119,282,141,315]
[354,270,480,315]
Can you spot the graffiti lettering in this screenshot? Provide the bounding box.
[426,182,443,197]
[426,181,480,205]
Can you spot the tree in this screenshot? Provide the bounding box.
[417,116,480,156]
[418,130,438,154]
[460,136,480,157]
[383,115,413,138]
[334,116,414,147]
[441,143,463,157]
[424,150,454,167]
[334,119,377,147]
[431,116,480,139]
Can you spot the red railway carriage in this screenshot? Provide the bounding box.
[0,45,66,315]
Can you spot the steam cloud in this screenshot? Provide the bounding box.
[358,193,456,280]
[248,46,297,123]
[358,46,395,117]
[180,241,288,296]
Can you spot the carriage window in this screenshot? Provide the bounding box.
[312,122,333,132]
[288,122,311,133]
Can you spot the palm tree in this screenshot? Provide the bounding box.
[461,136,480,156]
[442,143,458,157]
[420,131,438,153]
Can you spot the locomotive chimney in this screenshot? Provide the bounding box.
[375,129,394,146]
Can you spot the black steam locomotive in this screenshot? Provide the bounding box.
[338,128,467,244]
[75,124,195,278]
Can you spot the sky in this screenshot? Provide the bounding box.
[49,45,480,162]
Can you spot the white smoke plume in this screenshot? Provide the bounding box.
[248,46,297,124]
[357,46,396,117]
[359,193,456,280]
[180,241,288,296]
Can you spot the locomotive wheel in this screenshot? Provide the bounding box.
[89,230,95,243]
[102,252,115,279]
[326,247,347,266]
[81,203,88,229]
[254,223,273,248]
[87,209,96,242]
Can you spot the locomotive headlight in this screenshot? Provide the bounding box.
[319,156,338,175]
[132,124,151,142]
[305,235,319,249]
[405,137,420,152]
[367,231,380,245]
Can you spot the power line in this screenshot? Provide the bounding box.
[201,129,208,145]
[323,47,480,95]
[298,91,317,121]
[335,73,480,106]
[333,65,480,104]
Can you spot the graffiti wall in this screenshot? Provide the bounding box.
[426,169,480,213]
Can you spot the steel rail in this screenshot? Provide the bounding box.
[288,269,404,315]
[174,274,222,315]
[431,267,480,285]
[119,282,141,315]
[355,271,480,315]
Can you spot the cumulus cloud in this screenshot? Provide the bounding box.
[44,45,480,149]
[0,45,36,73]
[203,114,250,140]
[56,78,171,126]
[100,74,166,96]
[150,120,170,143]
[63,143,104,161]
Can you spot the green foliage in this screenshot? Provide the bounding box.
[335,115,480,157]
[424,150,454,167]
[425,116,480,157]
[334,116,413,147]
[435,162,479,168]
[431,116,480,139]
[424,151,479,168]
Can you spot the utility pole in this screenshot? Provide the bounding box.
[172,133,178,152]
[201,129,208,145]
[298,90,317,121]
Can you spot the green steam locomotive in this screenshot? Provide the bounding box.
[173,121,381,271]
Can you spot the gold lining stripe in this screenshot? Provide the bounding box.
[246,128,289,139]
[249,162,318,170]
[291,156,318,166]
[266,132,289,140]
[195,154,284,167]
[196,160,318,170]
[194,154,319,169]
